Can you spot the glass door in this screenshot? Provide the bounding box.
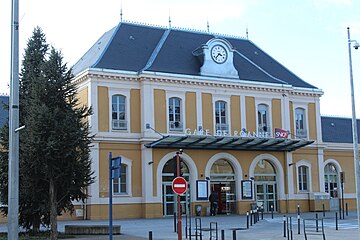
[255,182,277,212]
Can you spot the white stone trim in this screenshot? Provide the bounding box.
[286,152,294,195]
[156,152,198,202]
[240,95,246,130]
[212,95,231,135]
[141,146,154,202]
[295,159,313,193]
[88,142,100,204]
[166,91,186,133]
[318,149,325,192]
[108,88,131,133]
[204,153,243,201]
[196,92,203,130]
[249,154,286,200]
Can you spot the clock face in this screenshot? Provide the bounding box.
[211,45,227,64]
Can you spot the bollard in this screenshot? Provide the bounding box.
[346,203,348,216]
[287,217,290,240]
[290,217,293,240]
[174,212,177,233]
[297,203,300,215]
[250,210,252,226]
[254,209,257,224]
[283,215,286,238]
[232,230,237,240]
[316,213,319,232]
[247,211,249,229]
[149,231,153,240]
[261,206,264,220]
[221,229,225,240]
[271,205,274,219]
[323,203,325,217]
[297,214,300,235]
[336,212,338,230]
[189,227,192,240]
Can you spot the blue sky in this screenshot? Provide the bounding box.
[1,0,359,117]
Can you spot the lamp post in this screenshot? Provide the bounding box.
[8,0,20,239]
[347,27,360,230]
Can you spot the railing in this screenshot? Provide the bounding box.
[169,121,183,131]
[258,127,271,137]
[112,119,127,130]
[216,123,229,132]
[296,128,307,138]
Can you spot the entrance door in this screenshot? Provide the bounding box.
[162,182,190,216]
[255,182,277,212]
[324,163,339,211]
[211,182,236,214]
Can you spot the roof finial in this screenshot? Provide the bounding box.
[168,9,172,28]
[120,1,123,22]
[246,26,249,40]
[207,19,210,33]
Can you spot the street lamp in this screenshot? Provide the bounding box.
[347,27,360,230]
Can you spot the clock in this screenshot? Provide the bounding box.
[211,45,227,64]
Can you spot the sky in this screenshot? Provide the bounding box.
[1,0,360,117]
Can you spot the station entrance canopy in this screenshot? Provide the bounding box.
[145,135,314,152]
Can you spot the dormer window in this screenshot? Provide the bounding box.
[257,104,270,136]
[215,100,229,133]
[169,97,183,131]
[112,94,127,130]
[295,108,307,138]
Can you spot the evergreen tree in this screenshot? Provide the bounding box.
[0,27,94,239]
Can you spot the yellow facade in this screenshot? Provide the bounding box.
[67,71,357,220]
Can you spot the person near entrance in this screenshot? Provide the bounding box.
[209,190,219,216]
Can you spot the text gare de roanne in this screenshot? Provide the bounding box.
[185,128,273,138]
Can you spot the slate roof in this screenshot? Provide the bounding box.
[321,116,360,143]
[73,21,317,89]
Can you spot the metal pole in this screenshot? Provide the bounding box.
[176,151,182,240]
[283,215,286,237]
[109,153,113,240]
[8,0,20,239]
[342,182,345,219]
[347,27,360,230]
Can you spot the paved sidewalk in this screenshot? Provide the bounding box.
[1,211,359,239]
[57,211,360,240]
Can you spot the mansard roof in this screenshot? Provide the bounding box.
[321,116,360,144]
[73,21,317,89]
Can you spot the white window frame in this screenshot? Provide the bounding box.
[112,157,132,196]
[296,160,312,193]
[213,96,231,135]
[168,97,183,132]
[256,103,272,136]
[109,89,131,132]
[292,103,309,140]
[166,92,185,133]
[295,107,307,138]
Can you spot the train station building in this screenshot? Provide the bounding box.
[26,21,360,219]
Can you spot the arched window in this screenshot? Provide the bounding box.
[215,101,228,132]
[324,163,338,198]
[298,165,309,191]
[169,97,183,131]
[112,94,127,130]
[258,104,270,135]
[295,108,307,138]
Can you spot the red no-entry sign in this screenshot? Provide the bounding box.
[172,177,187,195]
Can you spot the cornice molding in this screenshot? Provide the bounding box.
[72,70,323,97]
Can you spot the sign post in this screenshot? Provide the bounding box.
[173,151,185,240]
[109,152,121,240]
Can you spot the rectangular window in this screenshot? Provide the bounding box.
[295,108,307,138]
[298,166,308,191]
[113,164,127,194]
[112,95,127,130]
[169,97,183,131]
[215,101,228,132]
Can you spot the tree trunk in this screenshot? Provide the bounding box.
[49,177,58,240]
